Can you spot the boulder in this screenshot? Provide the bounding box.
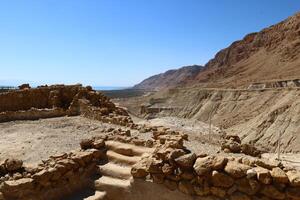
[225,135,241,143]
[254,167,272,184]
[131,161,149,178]
[175,153,196,169]
[80,139,94,150]
[193,156,227,176]
[236,178,260,195]
[240,143,262,157]
[4,159,23,172]
[2,178,34,191]
[224,161,251,178]
[211,170,234,188]
[270,167,288,183]
[286,170,300,187]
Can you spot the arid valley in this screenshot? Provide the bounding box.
[1,4,300,200]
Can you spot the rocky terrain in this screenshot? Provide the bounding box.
[133,65,203,90]
[134,12,300,90]
[117,87,300,153]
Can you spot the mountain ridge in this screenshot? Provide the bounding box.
[135,12,300,89]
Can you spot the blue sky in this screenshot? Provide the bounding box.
[0,0,299,87]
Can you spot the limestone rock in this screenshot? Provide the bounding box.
[4,159,23,172]
[80,139,93,150]
[236,178,260,195]
[3,178,34,191]
[254,167,272,184]
[194,156,227,176]
[270,167,288,183]
[175,153,196,169]
[131,161,149,178]
[211,170,234,188]
[287,170,300,187]
[224,161,251,178]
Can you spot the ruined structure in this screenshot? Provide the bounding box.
[0,84,132,126]
[0,84,299,200]
[0,126,299,200]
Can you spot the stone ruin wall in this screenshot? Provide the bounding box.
[0,127,300,200]
[131,132,300,200]
[0,84,133,126]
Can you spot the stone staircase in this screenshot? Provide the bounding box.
[84,140,154,200]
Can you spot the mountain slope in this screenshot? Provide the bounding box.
[133,65,203,90]
[194,12,300,88]
[135,12,300,89]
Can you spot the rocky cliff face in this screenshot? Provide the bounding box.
[194,12,300,88]
[133,65,203,90]
[136,12,300,89]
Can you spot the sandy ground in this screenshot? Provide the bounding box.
[0,116,126,166]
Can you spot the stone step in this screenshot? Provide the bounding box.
[106,150,140,165]
[98,162,132,180]
[84,191,107,200]
[105,140,154,157]
[94,176,131,199]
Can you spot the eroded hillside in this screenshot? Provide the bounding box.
[118,87,300,153]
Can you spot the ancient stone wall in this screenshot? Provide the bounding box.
[0,138,107,200]
[132,131,300,200]
[0,84,81,112]
[0,84,133,125]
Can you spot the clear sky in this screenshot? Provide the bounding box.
[0,0,299,87]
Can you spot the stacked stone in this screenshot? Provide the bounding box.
[221,135,262,157]
[132,133,300,200]
[0,139,106,200]
[0,84,134,126]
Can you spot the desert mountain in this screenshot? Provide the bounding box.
[136,12,300,89]
[133,65,203,90]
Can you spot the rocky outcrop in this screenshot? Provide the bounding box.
[133,65,203,90]
[134,12,300,89]
[130,87,300,153]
